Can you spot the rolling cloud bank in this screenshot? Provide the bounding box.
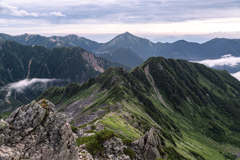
[195,54,240,80]
[1,78,65,97]
[195,54,240,68]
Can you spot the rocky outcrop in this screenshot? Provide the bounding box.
[75,123,105,138]
[0,99,79,160]
[130,127,166,160]
[78,144,94,160]
[103,137,130,160]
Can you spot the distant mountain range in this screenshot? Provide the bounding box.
[0,40,129,113]
[1,32,240,70]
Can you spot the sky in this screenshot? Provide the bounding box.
[0,0,240,42]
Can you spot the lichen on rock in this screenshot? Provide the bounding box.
[0,99,79,160]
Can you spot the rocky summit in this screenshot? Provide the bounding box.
[0,99,79,160]
[0,99,134,160]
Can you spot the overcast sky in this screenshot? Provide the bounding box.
[0,0,240,42]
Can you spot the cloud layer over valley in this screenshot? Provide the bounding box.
[1,78,65,97]
[195,55,240,80]
[195,55,240,68]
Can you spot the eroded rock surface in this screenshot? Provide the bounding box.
[103,137,130,160]
[130,127,166,160]
[0,99,79,160]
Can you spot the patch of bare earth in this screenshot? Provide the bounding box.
[82,52,105,73]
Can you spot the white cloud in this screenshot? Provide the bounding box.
[1,78,62,97]
[50,11,65,17]
[195,55,240,67]
[231,71,240,81]
[0,2,38,17]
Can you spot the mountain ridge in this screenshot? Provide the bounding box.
[2,32,240,60]
[37,56,240,159]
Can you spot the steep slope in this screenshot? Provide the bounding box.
[35,47,114,83]
[38,57,240,160]
[101,47,144,68]
[0,40,130,113]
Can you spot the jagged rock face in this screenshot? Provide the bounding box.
[103,137,130,160]
[130,128,165,160]
[0,99,79,160]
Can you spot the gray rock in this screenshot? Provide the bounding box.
[82,125,93,132]
[0,145,21,160]
[103,137,130,160]
[95,123,104,132]
[78,149,94,160]
[130,127,165,160]
[76,129,84,138]
[0,99,79,160]
[83,133,96,137]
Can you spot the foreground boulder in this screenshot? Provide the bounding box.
[103,137,130,160]
[130,127,166,160]
[0,99,79,160]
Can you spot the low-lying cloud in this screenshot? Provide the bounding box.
[1,78,65,97]
[231,71,240,81]
[195,54,240,67]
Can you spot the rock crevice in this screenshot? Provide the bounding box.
[0,99,79,160]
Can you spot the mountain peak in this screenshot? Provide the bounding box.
[65,34,79,38]
[123,31,131,35]
[123,31,134,36]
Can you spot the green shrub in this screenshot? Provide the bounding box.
[71,126,78,133]
[76,129,117,157]
[0,112,10,120]
[92,125,96,130]
[123,148,136,159]
[223,153,237,160]
[121,138,133,145]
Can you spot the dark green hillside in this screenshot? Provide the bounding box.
[0,40,129,113]
[101,47,144,68]
[38,57,240,159]
[35,47,114,83]
[0,40,49,84]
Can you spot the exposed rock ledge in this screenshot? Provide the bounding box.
[0,99,79,160]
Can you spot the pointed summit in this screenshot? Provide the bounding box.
[122,31,131,35]
[119,31,134,38]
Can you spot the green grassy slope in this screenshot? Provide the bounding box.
[38,57,240,159]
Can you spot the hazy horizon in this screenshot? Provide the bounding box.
[0,0,239,43]
[1,31,239,44]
